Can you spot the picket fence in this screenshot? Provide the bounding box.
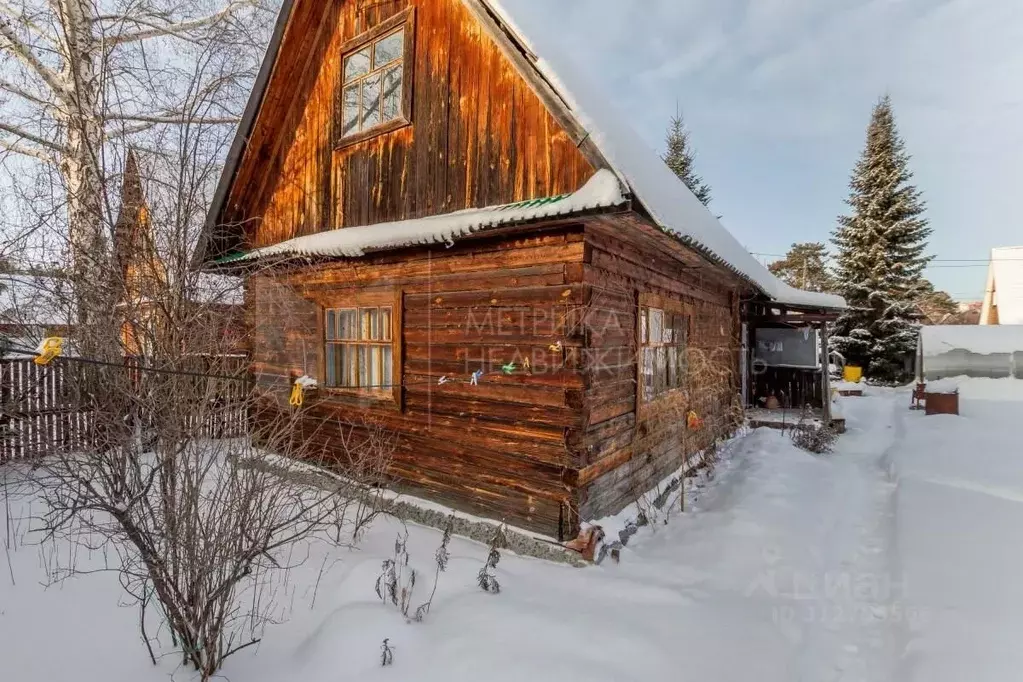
[0,356,250,462]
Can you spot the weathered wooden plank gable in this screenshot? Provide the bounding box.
[219,0,595,251]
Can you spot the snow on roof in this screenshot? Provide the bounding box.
[990,246,1023,324]
[482,0,846,311]
[220,168,627,263]
[920,325,1023,356]
[0,274,73,328]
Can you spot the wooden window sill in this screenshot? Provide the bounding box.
[335,117,411,151]
[319,387,400,409]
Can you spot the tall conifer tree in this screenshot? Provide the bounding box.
[831,96,931,382]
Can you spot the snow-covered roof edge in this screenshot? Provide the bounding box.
[219,169,627,263]
[481,0,845,311]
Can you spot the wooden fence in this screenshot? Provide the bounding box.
[1,356,250,463]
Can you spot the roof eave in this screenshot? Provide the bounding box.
[191,0,298,271]
[205,201,630,272]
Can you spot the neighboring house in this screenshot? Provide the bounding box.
[981,246,1023,325]
[114,151,246,357]
[194,0,844,538]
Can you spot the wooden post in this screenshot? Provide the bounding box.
[740,321,749,408]
[820,323,832,424]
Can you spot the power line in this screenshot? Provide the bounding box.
[924,264,991,269]
[751,252,1023,263]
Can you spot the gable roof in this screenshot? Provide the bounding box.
[198,0,845,311]
[981,246,1023,325]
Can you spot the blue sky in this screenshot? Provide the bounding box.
[502,0,1023,301]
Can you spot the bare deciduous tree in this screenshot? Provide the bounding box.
[1,83,397,680]
[0,0,274,322]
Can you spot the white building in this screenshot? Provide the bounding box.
[981,246,1023,325]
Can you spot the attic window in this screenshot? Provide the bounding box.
[337,10,414,147]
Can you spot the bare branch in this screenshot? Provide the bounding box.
[0,135,54,162]
[104,121,159,140]
[0,121,68,153]
[0,13,69,99]
[0,77,53,107]
[0,2,51,41]
[104,0,259,46]
[107,113,241,126]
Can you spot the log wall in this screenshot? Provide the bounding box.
[247,228,589,537]
[573,216,745,521]
[246,214,750,537]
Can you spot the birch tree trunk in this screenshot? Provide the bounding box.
[53,0,112,332]
[0,0,271,330]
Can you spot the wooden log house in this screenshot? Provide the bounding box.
[194,0,846,539]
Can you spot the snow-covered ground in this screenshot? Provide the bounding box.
[2,379,1021,681]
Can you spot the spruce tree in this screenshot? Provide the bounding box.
[663,112,712,206]
[768,243,836,293]
[831,96,931,382]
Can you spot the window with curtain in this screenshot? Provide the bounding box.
[324,307,394,392]
[640,305,688,402]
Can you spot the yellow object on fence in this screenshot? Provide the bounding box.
[34,337,64,366]
[843,365,863,383]
[289,381,305,408]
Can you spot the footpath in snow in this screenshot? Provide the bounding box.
[2,380,1021,681]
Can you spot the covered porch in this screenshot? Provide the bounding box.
[741,302,845,432]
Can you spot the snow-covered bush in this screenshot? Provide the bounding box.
[790,425,839,454]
